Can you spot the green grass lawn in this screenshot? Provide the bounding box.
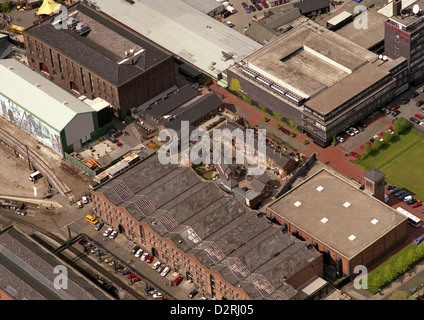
[355,129,424,200]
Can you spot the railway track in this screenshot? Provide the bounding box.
[0,127,74,202]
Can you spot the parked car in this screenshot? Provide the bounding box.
[103,227,113,237]
[416,100,424,106]
[411,92,420,98]
[94,221,104,231]
[391,110,400,117]
[254,3,262,10]
[161,266,170,277]
[261,0,269,8]
[400,98,410,104]
[350,127,359,134]
[387,185,395,190]
[134,248,143,258]
[391,104,400,111]
[414,235,424,245]
[384,194,389,203]
[394,190,404,197]
[280,127,290,135]
[141,252,149,261]
[146,255,154,263]
[415,113,424,119]
[249,4,256,11]
[412,202,422,208]
[390,187,401,194]
[109,230,117,239]
[410,117,420,124]
[131,246,140,254]
[346,129,354,136]
[241,1,248,7]
[407,198,417,205]
[336,136,344,143]
[82,196,89,204]
[153,292,163,299]
[152,261,161,270]
[108,135,118,143]
[349,152,360,158]
[398,192,410,200]
[188,290,199,298]
[172,275,183,286]
[420,122,424,127]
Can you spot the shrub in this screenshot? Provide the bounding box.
[393,117,411,134]
[303,139,309,145]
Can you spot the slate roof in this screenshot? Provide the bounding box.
[94,155,321,300]
[24,2,172,86]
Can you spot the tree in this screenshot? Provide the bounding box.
[384,265,397,283]
[332,136,337,146]
[393,117,411,134]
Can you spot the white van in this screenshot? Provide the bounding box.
[226,5,236,14]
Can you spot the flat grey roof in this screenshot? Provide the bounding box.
[242,18,376,99]
[305,56,406,115]
[93,0,262,78]
[267,169,407,260]
[95,155,321,299]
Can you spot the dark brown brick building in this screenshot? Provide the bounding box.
[23,2,175,119]
[90,155,323,300]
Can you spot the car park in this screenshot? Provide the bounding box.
[152,261,161,270]
[172,275,183,286]
[161,266,170,277]
[109,230,117,239]
[134,248,143,258]
[103,227,113,237]
[414,235,424,245]
[94,221,104,231]
[188,290,198,298]
[141,252,149,261]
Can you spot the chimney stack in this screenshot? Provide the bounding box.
[394,0,402,16]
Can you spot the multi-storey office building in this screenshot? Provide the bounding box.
[23,1,175,119]
[91,155,323,300]
[227,18,409,146]
[384,0,424,84]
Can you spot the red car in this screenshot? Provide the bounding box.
[391,104,400,111]
[415,113,423,119]
[261,0,269,8]
[349,152,360,158]
[146,255,154,263]
[116,141,122,146]
[172,275,183,286]
[412,202,422,208]
[241,2,248,7]
[280,128,290,135]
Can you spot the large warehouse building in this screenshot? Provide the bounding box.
[0,59,111,155]
[227,18,409,146]
[91,0,263,81]
[90,155,323,300]
[266,168,408,278]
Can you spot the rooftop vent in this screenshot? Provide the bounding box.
[371,218,379,225]
[294,201,302,207]
[321,217,328,224]
[343,202,351,208]
[348,234,356,241]
[316,186,324,192]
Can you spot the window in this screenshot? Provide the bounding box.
[49,48,55,68]
[58,53,63,73]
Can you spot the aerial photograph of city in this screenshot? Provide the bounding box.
[0,0,424,312]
